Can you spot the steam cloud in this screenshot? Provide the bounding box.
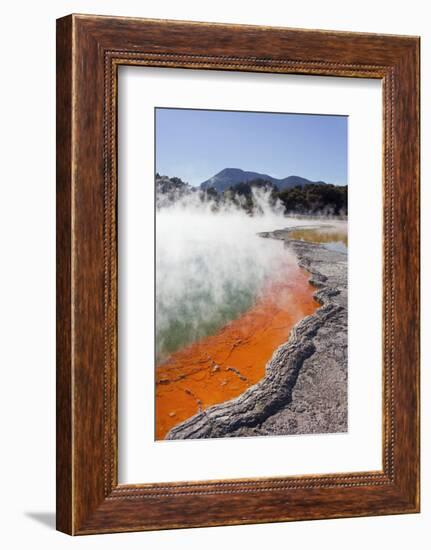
[155,190,325,363]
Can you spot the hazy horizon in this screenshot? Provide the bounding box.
[155,108,348,187]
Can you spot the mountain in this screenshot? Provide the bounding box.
[200,168,327,192]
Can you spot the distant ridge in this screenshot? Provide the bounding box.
[200,168,328,192]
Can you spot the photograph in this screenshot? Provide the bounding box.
[154,107,348,440]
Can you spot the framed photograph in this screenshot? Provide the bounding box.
[56,14,420,534]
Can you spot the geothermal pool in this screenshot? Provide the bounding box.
[155,217,347,440]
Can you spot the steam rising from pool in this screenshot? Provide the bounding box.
[156,190,320,363]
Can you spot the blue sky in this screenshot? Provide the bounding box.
[155,108,347,187]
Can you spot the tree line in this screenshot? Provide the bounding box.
[156,174,347,216]
[215,178,348,216]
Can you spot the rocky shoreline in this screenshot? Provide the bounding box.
[166,227,347,440]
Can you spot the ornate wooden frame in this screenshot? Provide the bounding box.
[56,14,420,534]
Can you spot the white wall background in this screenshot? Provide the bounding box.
[0,0,427,548]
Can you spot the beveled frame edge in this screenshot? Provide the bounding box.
[56,14,420,535]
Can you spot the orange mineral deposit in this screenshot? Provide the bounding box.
[155,262,319,440]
